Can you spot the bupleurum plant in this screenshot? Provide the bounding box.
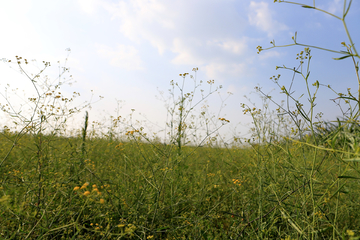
[240,0,360,239]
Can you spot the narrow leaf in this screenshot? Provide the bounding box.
[296,104,310,121]
[344,0,353,18]
[333,55,352,60]
[302,5,315,9]
[338,175,360,179]
[329,183,346,199]
[338,96,357,100]
[343,158,360,162]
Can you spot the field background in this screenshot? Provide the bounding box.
[1,1,360,239]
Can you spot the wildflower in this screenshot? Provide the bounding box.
[92,184,97,188]
[99,199,105,204]
[81,182,89,189]
[115,143,123,149]
[256,45,263,54]
[84,191,91,196]
[73,186,80,191]
[346,230,355,236]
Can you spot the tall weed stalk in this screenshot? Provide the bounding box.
[243,0,360,238]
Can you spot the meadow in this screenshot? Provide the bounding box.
[1,116,360,239]
[1,1,360,239]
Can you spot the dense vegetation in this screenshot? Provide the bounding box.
[1,128,360,239]
[1,1,359,239]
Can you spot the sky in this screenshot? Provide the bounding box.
[0,0,359,144]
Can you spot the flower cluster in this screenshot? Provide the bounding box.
[232,179,242,186]
[125,129,139,135]
[73,182,106,204]
[218,117,230,123]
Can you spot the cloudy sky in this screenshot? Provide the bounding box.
[0,0,359,142]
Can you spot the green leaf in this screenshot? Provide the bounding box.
[344,0,353,17]
[302,5,315,9]
[338,96,357,101]
[296,104,310,122]
[338,175,360,179]
[343,158,360,162]
[333,55,352,60]
[329,182,346,199]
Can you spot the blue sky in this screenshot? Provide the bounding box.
[0,0,359,142]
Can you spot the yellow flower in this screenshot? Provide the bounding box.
[99,199,105,204]
[347,230,355,236]
[73,186,80,191]
[84,191,91,196]
[81,182,89,189]
[92,184,97,188]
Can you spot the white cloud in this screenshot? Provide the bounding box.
[248,1,288,37]
[0,1,40,57]
[204,63,248,82]
[0,1,32,16]
[100,0,248,79]
[207,39,247,55]
[67,56,85,72]
[170,38,205,65]
[102,0,175,54]
[258,50,280,60]
[325,0,342,15]
[226,84,237,94]
[77,0,100,14]
[96,44,144,70]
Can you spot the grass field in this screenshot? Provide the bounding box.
[1,124,360,239]
[1,1,360,238]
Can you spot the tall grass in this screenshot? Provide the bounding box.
[1,1,360,239]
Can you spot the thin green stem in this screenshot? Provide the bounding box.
[279,1,341,20]
[262,43,352,56]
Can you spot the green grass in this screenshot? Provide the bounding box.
[1,130,360,239]
[1,1,360,238]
